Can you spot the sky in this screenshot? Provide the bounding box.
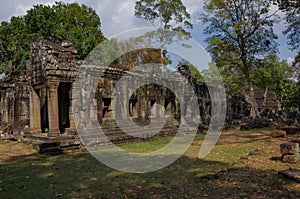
[0,0,297,63]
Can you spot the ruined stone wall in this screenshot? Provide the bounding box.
[27,40,79,85]
[0,75,30,131]
[0,39,220,136]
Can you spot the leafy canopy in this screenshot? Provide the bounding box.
[135,0,193,35]
[273,0,300,52]
[201,0,279,117]
[253,55,292,94]
[0,2,104,75]
[134,0,193,66]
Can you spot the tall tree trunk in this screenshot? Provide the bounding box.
[241,45,260,118]
[263,86,268,107]
[247,80,260,118]
[159,10,165,69]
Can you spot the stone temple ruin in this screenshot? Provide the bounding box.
[0,40,216,153]
[0,40,297,154]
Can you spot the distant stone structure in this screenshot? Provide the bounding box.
[0,75,30,129]
[254,90,281,116]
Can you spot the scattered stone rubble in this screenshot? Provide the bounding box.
[270,130,286,138]
[240,118,272,130]
[280,141,300,163]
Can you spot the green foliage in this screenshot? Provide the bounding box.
[274,0,300,52]
[178,60,204,83]
[89,37,165,70]
[135,0,192,35]
[274,0,300,74]
[0,2,104,76]
[87,38,118,65]
[252,54,300,106]
[189,65,204,83]
[134,0,193,65]
[280,80,300,107]
[202,0,278,69]
[202,63,246,97]
[201,0,279,117]
[253,55,292,92]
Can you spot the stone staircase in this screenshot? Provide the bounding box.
[21,118,181,154]
[80,118,180,149]
[23,133,81,155]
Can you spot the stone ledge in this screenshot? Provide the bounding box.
[278,169,300,183]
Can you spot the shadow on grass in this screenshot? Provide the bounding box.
[216,130,271,145]
[0,150,299,199]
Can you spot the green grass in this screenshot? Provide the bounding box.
[0,131,299,198]
[118,134,206,153]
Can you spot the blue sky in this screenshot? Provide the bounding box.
[0,0,297,63]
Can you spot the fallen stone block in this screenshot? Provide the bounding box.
[278,169,300,182]
[280,142,299,155]
[271,130,286,138]
[281,127,300,135]
[282,154,299,163]
[248,149,264,156]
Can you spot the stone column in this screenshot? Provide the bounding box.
[47,82,60,137]
[138,96,147,120]
[122,80,129,119]
[1,92,8,123]
[157,98,164,118]
[29,87,41,132]
[69,88,75,129]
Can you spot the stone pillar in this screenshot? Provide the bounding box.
[90,98,98,122]
[98,100,104,124]
[29,87,41,132]
[157,98,164,118]
[122,80,129,119]
[47,82,60,137]
[69,88,75,129]
[138,96,147,120]
[1,92,8,123]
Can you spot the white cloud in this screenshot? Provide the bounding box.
[182,0,205,23]
[15,4,32,16]
[92,0,142,37]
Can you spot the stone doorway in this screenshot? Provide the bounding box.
[40,96,49,133]
[58,83,71,133]
[129,99,138,117]
[102,98,112,119]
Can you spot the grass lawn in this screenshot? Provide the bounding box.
[0,129,299,198]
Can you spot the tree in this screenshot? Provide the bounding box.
[253,55,292,95]
[178,60,205,83]
[252,55,299,108]
[280,79,300,108]
[273,0,300,78]
[134,0,193,65]
[0,16,28,75]
[0,2,104,76]
[273,0,300,52]
[201,0,279,118]
[88,37,165,71]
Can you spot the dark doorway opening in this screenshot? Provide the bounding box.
[58,83,71,133]
[37,88,49,133]
[102,98,112,119]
